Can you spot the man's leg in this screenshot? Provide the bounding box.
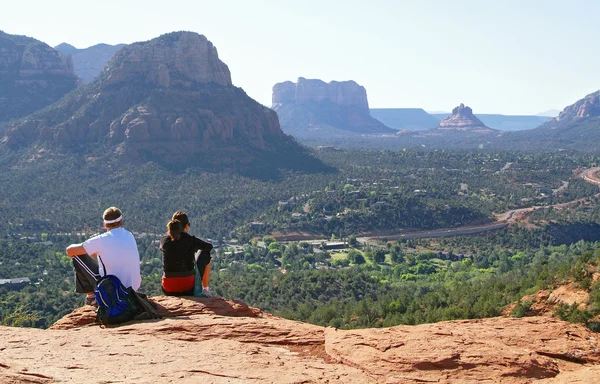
[72,254,100,294]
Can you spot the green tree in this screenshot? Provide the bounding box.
[374,249,386,264]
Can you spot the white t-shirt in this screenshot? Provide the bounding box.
[83,227,142,291]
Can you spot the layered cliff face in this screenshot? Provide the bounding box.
[2,32,299,166]
[273,77,369,111]
[437,103,494,132]
[1,296,599,383]
[102,32,232,88]
[0,31,79,123]
[55,42,126,83]
[272,78,395,137]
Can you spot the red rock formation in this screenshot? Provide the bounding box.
[272,78,395,136]
[556,91,600,122]
[437,103,494,132]
[273,77,369,111]
[1,296,598,383]
[0,31,79,122]
[2,32,289,165]
[103,32,231,88]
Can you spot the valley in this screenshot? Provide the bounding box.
[0,23,599,352]
[2,148,600,332]
[2,4,600,382]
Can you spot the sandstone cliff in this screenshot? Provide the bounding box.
[497,91,600,151]
[1,32,307,167]
[272,78,395,137]
[0,30,79,123]
[55,42,125,83]
[1,296,599,383]
[273,78,369,111]
[437,103,495,132]
[554,90,600,123]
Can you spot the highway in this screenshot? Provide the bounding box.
[362,167,600,242]
[275,167,600,243]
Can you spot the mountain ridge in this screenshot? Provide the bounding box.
[55,42,126,83]
[2,32,325,174]
[0,30,79,123]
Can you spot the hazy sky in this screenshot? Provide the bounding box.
[2,0,598,114]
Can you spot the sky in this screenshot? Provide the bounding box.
[1,0,599,115]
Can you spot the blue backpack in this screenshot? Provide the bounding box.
[94,257,138,325]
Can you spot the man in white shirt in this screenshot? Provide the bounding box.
[66,207,142,306]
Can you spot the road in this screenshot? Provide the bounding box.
[275,167,600,243]
[362,167,600,242]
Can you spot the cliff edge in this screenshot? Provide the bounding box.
[1,296,599,383]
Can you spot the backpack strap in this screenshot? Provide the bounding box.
[98,255,108,278]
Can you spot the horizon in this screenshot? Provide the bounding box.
[1,0,598,115]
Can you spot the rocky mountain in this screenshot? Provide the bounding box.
[272,78,396,137]
[553,90,600,124]
[369,109,548,132]
[436,103,495,132]
[432,113,549,131]
[1,295,599,383]
[55,42,125,83]
[494,91,600,151]
[2,32,318,171]
[0,30,79,123]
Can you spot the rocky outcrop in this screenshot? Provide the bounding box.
[494,91,600,151]
[1,296,599,383]
[55,42,125,83]
[273,78,369,111]
[272,78,395,136]
[555,90,600,123]
[437,103,494,132]
[0,30,79,122]
[1,32,299,166]
[102,32,232,88]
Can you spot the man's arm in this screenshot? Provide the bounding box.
[66,243,95,258]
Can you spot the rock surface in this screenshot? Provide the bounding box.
[0,30,79,123]
[55,42,125,83]
[1,296,599,383]
[2,32,299,166]
[437,103,494,132]
[272,78,395,136]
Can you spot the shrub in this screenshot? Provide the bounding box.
[511,299,533,318]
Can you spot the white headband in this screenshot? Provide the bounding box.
[103,215,122,224]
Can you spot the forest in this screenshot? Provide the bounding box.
[1,148,600,331]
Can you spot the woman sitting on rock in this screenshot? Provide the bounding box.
[160,211,213,297]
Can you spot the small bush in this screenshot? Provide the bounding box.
[554,303,592,324]
[511,299,533,318]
